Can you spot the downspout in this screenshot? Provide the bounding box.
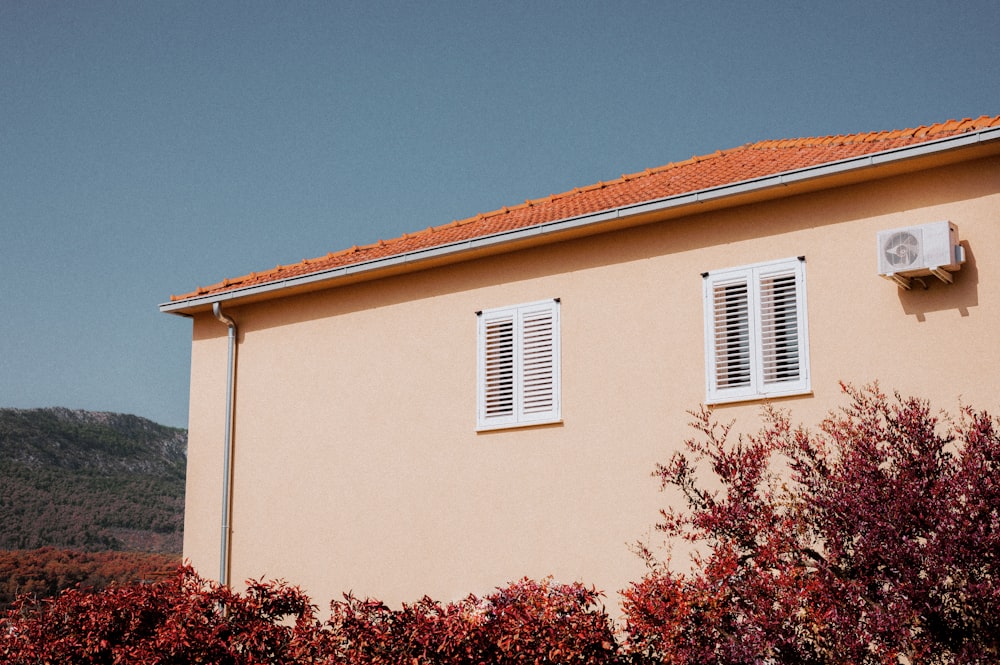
[212,302,237,588]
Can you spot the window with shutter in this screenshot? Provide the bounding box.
[703,257,809,403]
[477,299,561,430]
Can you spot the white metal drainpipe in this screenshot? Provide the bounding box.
[212,302,237,588]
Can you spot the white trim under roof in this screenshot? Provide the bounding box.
[160,125,1000,315]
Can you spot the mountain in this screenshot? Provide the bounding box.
[0,407,186,553]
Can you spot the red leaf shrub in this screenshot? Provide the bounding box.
[0,566,324,664]
[1,570,617,664]
[622,384,1000,664]
[325,577,619,665]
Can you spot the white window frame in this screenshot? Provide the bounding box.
[477,298,561,431]
[703,257,810,404]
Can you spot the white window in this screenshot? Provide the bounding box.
[477,298,561,430]
[703,257,810,404]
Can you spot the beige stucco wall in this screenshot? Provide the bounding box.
[182,154,1000,612]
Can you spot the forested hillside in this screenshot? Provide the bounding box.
[0,548,178,610]
[0,408,186,553]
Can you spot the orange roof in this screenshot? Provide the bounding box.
[170,115,1000,304]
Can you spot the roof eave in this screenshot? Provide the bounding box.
[160,125,1000,316]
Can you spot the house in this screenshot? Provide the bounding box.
[161,116,1000,611]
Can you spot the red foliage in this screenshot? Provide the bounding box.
[1,571,617,664]
[325,577,618,665]
[0,566,324,664]
[622,384,1000,664]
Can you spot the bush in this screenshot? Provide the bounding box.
[0,566,324,664]
[622,384,1000,664]
[1,570,618,664]
[325,576,618,665]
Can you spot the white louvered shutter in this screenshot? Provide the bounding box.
[758,268,802,387]
[704,258,809,403]
[478,299,560,430]
[519,303,558,420]
[482,312,516,424]
[711,276,752,392]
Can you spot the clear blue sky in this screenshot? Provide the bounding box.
[2,1,998,428]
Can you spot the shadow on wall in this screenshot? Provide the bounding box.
[897,240,978,321]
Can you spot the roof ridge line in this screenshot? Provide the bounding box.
[747,116,998,151]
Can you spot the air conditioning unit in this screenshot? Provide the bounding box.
[876,221,965,289]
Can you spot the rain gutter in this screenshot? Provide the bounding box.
[212,302,237,588]
[160,125,1000,315]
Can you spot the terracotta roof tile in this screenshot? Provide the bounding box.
[171,115,1000,302]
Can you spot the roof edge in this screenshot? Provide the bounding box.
[160,124,1000,316]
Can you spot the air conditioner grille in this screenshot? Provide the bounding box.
[882,231,921,268]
